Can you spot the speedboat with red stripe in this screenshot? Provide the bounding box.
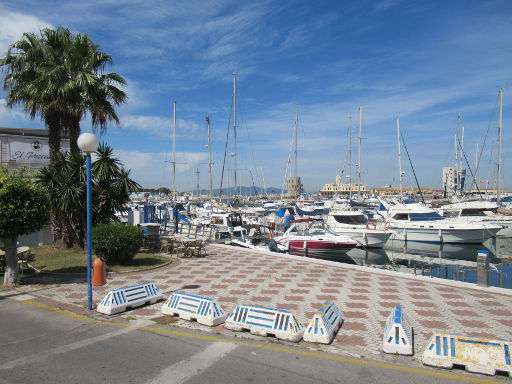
[270,221,358,258]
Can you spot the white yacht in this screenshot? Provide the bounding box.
[325,208,391,248]
[382,202,501,244]
[438,200,512,237]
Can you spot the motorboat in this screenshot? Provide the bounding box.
[229,224,272,250]
[438,200,512,237]
[325,207,392,248]
[382,202,502,244]
[269,222,358,258]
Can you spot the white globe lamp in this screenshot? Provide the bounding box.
[77,132,99,154]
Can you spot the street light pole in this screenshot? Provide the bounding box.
[77,133,99,310]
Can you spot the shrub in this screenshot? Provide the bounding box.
[92,223,143,265]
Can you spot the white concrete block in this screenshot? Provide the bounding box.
[225,304,304,342]
[162,292,227,326]
[382,306,413,355]
[303,301,343,344]
[422,333,512,377]
[97,282,163,315]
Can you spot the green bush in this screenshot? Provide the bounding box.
[92,223,143,265]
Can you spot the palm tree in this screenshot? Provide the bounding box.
[59,32,126,153]
[38,143,140,248]
[0,27,126,160]
[0,30,64,161]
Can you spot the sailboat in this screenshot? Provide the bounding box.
[326,105,392,248]
[381,119,502,244]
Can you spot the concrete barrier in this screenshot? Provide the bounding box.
[161,292,227,326]
[225,304,304,342]
[97,282,163,315]
[422,333,512,376]
[382,305,413,355]
[303,301,342,344]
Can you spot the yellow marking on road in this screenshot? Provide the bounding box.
[141,326,504,384]
[20,300,130,327]
[17,299,503,384]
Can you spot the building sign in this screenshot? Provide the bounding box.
[8,138,69,165]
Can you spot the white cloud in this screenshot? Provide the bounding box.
[0,7,53,54]
[115,148,207,189]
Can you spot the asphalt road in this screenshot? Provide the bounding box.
[0,298,505,384]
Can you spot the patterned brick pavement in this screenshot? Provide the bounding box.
[4,244,512,359]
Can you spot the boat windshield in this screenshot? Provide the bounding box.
[460,209,491,217]
[332,214,367,225]
[409,212,444,221]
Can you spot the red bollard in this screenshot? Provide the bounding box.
[93,258,107,286]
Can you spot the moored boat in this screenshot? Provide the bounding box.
[270,222,358,258]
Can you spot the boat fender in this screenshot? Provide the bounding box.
[366,221,377,230]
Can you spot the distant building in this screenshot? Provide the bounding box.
[319,175,367,197]
[442,166,466,196]
[370,187,432,196]
[0,127,70,171]
[286,177,303,197]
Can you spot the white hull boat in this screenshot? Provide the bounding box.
[383,202,501,244]
[438,200,512,237]
[325,208,392,248]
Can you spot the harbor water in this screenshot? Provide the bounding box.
[344,237,512,289]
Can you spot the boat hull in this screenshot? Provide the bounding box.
[390,226,500,244]
[330,229,391,248]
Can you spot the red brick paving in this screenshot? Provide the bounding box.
[11,243,512,360]
[336,334,367,347]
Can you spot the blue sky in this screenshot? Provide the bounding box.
[0,0,511,192]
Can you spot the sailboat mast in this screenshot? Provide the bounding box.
[260,166,266,196]
[461,125,464,191]
[497,89,503,205]
[357,104,362,198]
[397,118,403,200]
[233,72,238,196]
[348,116,352,199]
[173,101,177,198]
[295,107,298,179]
[206,116,213,198]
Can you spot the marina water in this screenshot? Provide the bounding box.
[343,237,512,289]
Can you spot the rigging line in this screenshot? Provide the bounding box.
[456,135,481,196]
[238,91,259,186]
[339,122,350,180]
[219,93,234,198]
[161,106,174,189]
[473,96,499,189]
[399,130,425,204]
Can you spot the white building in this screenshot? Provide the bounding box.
[286,177,303,197]
[442,166,466,196]
[319,175,367,197]
[0,127,70,171]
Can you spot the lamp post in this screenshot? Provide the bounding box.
[77,133,99,310]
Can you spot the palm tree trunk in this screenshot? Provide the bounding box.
[69,116,81,154]
[2,236,18,286]
[47,110,62,163]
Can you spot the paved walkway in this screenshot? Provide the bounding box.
[3,244,512,362]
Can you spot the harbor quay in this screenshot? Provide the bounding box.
[4,244,512,367]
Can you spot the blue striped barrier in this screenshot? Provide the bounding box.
[382,306,413,355]
[303,301,343,344]
[422,333,512,376]
[225,304,305,342]
[97,282,163,315]
[161,292,227,326]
